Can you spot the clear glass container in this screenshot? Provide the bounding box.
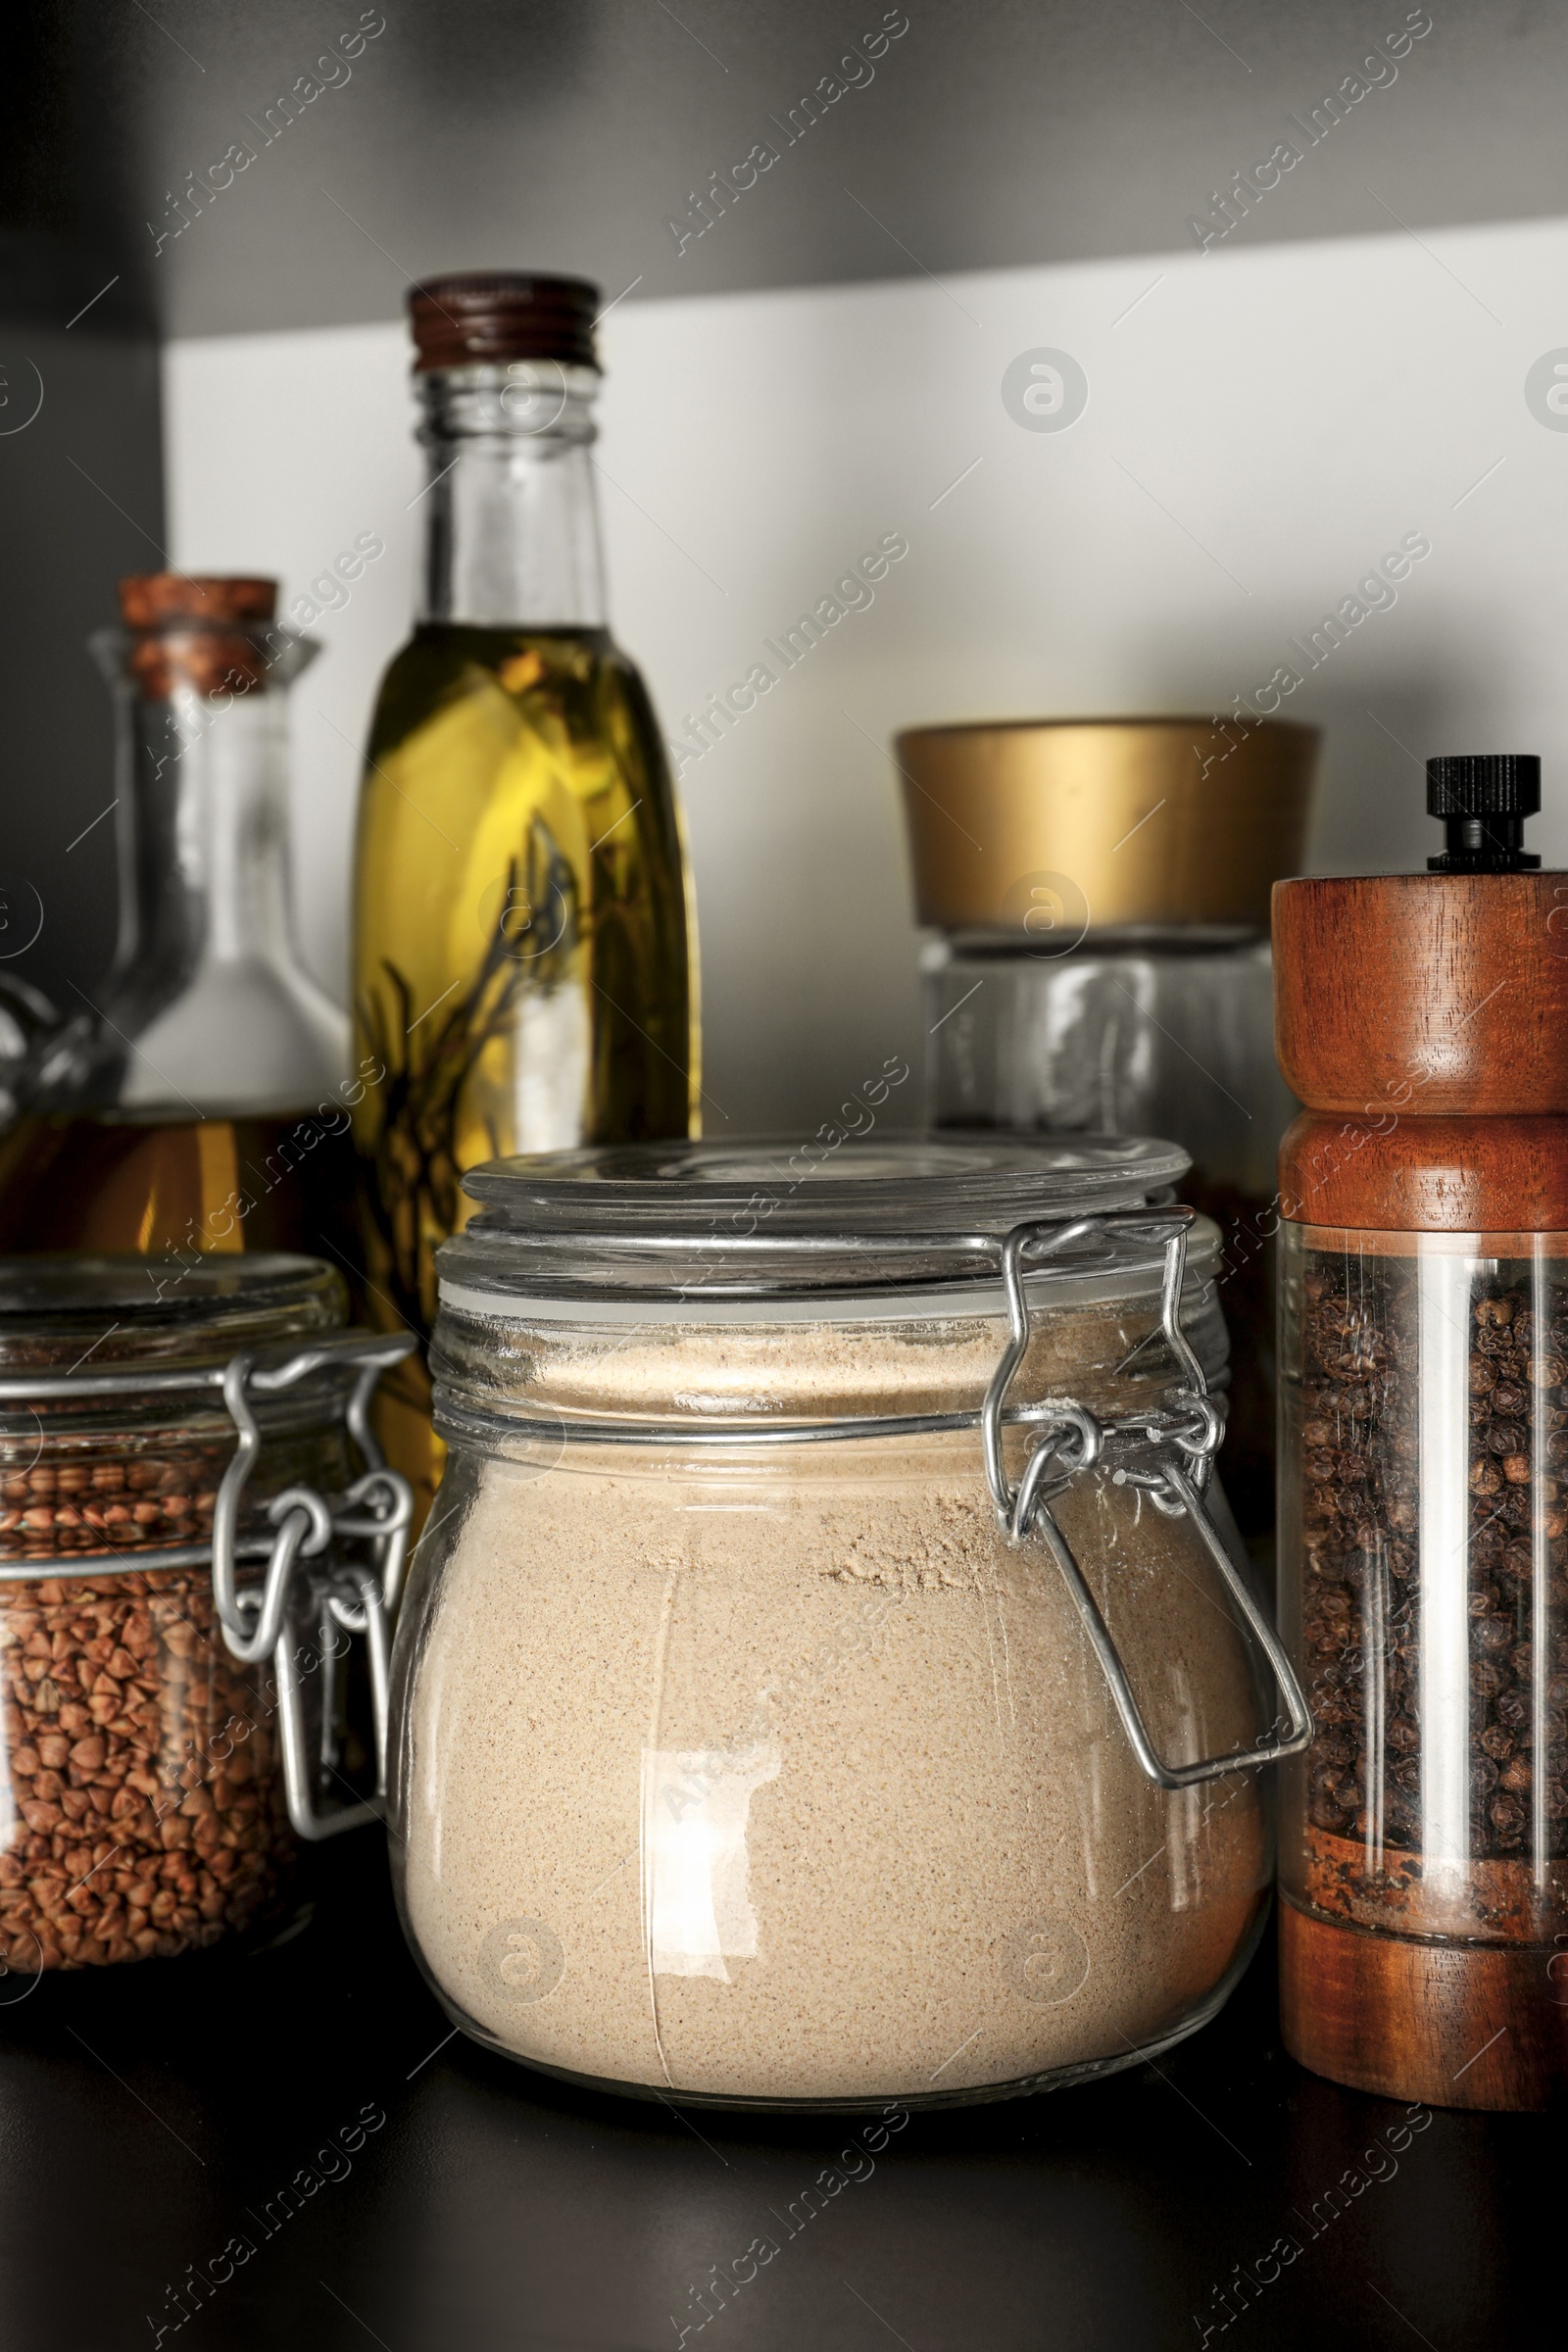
[1280,1224,1568,1941]
[386,1136,1301,2110]
[0,1254,361,1975]
[925,924,1293,1541]
[0,575,356,1260]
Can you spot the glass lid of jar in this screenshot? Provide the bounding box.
[0,1253,346,1373]
[443,1134,1192,1301]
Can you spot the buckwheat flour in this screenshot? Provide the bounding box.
[396,1299,1267,2100]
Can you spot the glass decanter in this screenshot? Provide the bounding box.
[0,575,357,1263]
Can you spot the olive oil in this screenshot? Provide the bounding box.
[0,1108,359,1261]
[353,624,696,1508]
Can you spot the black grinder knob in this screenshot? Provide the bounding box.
[1426,754,1542,871]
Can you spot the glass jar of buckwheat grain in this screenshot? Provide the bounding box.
[0,1256,358,1976]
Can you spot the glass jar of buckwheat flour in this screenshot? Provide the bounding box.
[388,1137,1308,2109]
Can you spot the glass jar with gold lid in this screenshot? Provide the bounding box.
[898,716,1318,1543]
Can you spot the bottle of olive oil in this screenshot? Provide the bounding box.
[353,274,699,1515]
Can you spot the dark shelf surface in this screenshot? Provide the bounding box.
[0,1836,1548,2351]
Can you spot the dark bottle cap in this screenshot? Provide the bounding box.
[1426,753,1542,871]
[408,272,601,374]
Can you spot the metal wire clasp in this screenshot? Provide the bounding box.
[981,1211,1312,1791]
[211,1331,416,1840]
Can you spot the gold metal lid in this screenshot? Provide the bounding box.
[897,716,1319,933]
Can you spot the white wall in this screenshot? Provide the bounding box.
[166,215,1568,1133]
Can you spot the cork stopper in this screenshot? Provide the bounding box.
[117,574,277,698]
[118,576,275,629]
[409,273,601,374]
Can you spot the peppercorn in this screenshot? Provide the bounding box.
[1297,1267,1568,1860]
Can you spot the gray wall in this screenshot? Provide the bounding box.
[2,1,163,1013]
[73,1,1568,336]
[7,0,1568,1024]
[0,277,163,1013]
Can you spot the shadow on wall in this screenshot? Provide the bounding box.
[0,302,165,1020]
[1124,620,1465,884]
[1301,668,1455,877]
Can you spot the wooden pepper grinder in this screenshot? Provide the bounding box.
[1273,754,1568,2112]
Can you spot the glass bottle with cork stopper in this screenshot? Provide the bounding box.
[1274,754,1568,2110]
[351,272,699,1521]
[0,575,357,1263]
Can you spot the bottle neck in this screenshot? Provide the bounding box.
[103,628,317,987]
[416,364,608,630]
[67,625,347,1117]
[117,688,291,975]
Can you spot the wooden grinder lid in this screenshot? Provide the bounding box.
[1275,755,1568,1228]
